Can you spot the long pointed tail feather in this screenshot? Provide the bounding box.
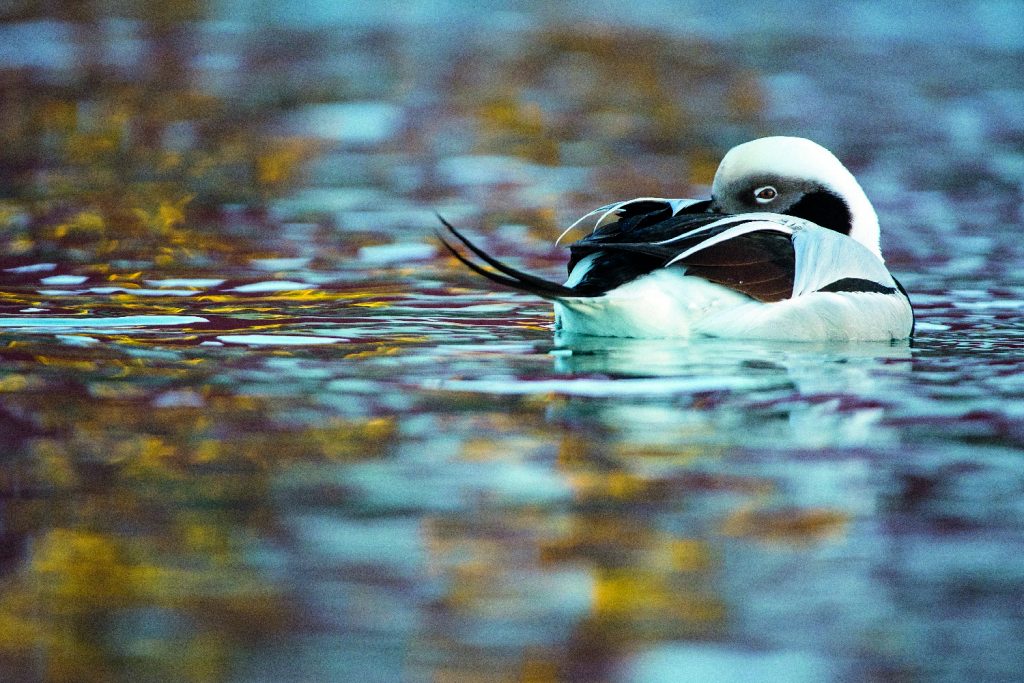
[436,215,577,299]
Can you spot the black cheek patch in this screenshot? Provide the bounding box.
[786,189,853,235]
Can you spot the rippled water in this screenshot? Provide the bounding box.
[1,2,1024,682]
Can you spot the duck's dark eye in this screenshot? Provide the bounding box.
[754,186,778,203]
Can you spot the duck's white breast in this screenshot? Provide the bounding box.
[554,269,912,341]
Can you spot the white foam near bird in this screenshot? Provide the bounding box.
[438,136,914,341]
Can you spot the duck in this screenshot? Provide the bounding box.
[438,136,913,341]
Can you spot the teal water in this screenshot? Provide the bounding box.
[1,2,1023,681]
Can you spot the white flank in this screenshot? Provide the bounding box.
[790,224,897,296]
[555,270,751,338]
[556,274,911,340]
[693,292,912,341]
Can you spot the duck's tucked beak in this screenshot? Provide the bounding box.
[709,198,723,213]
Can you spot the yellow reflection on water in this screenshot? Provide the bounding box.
[2,523,281,682]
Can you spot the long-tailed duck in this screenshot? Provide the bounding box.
[439,136,913,341]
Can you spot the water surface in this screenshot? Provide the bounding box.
[1,2,1023,681]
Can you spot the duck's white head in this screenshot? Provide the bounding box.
[710,136,881,258]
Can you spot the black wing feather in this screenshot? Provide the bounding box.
[573,229,796,303]
[574,202,715,250]
[437,200,797,303]
[566,203,796,302]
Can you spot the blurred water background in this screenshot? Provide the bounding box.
[1,1,1023,681]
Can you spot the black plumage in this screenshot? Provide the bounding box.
[785,189,853,235]
[438,199,798,304]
